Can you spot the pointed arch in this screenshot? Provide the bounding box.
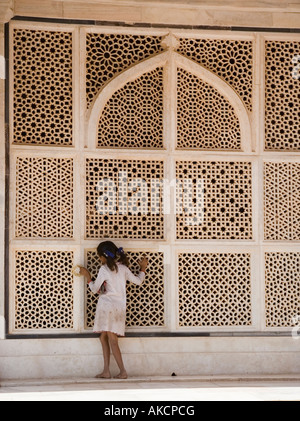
[86,50,252,152]
[173,52,252,152]
[86,52,169,148]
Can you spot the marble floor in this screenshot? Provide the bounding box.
[1,375,300,401]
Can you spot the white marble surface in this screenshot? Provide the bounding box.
[1,375,300,401]
[1,337,300,380]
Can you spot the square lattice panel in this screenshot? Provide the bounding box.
[86,33,164,108]
[177,38,253,112]
[265,252,300,328]
[15,157,74,238]
[178,253,252,327]
[85,158,164,239]
[264,162,300,241]
[85,250,165,329]
[14,250,74,330]
[176,161,252,239]
[265,41,300,151]
[13,28,73,146]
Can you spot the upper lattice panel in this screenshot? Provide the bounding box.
[265,41,300,151]
[86,33,164,108]
[177,68,241,150]
[13,29,73,146]
[97,68,164,148]
[178,38,253,112]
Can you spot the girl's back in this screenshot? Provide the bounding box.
[100,263,127,299]
[93,262,144,301]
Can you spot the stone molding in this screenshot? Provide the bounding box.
[0,0,299,28]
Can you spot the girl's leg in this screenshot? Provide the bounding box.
[107,332,128,379]
[95,332,111,378]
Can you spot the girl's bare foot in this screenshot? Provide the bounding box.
[114,371,128,379]
[95,371,111,379]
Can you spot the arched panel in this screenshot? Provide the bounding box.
[176,67,242,150]
[174,53,252,153]
[97,67,164,148]
[86,52,169,149]
[87,50,252,152]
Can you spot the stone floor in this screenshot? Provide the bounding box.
[1,374,300,401]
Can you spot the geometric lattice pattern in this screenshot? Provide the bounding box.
[15,157,73,238]
[265,252,300,327]
[178,38,253,111]
[13,29,73,146]
[264,162,300,240]
[86,33,164,108]
[9,24,300,336]
[177,68,241,150]
[14,250,74,329]
[265,41,300,151]
[98,68,164,148]
[178,253,252,327]
[176,161,252,239]
[126,251,165,327]
[85,250,165,329]
[85,158,164,239]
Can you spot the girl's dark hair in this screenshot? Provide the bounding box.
[97,241,129,272]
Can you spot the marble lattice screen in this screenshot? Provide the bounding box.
[8,21,300,335]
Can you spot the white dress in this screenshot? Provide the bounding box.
[89,262,145,336]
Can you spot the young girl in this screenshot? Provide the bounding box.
[79,241,148,379]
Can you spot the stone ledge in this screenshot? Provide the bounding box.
[2,373,300,388]
[1,0,299,28]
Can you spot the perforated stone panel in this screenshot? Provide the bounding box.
[178,253,252,327]
[264,162,300,240]
[13,29,73,146]
[85,250,165,328]
[86,33,164,108]
[178,38,253,111]
[265,252,300,327]
[9,24,300,337]
[85,158,164,239]
[176,161,252,239]
[265,41,300,151]
[98,68,164,148]
[15,157,74,238]
[177,68,241,150]
[14,250,74,330]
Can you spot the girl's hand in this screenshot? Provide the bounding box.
[139,256,148,272]
[78,266,91,280]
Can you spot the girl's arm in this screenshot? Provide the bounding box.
[126,257,148,286]
[79,266,92,281]
[79,266,105,294]
[139,257,148,272]
[90,266,107,294]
